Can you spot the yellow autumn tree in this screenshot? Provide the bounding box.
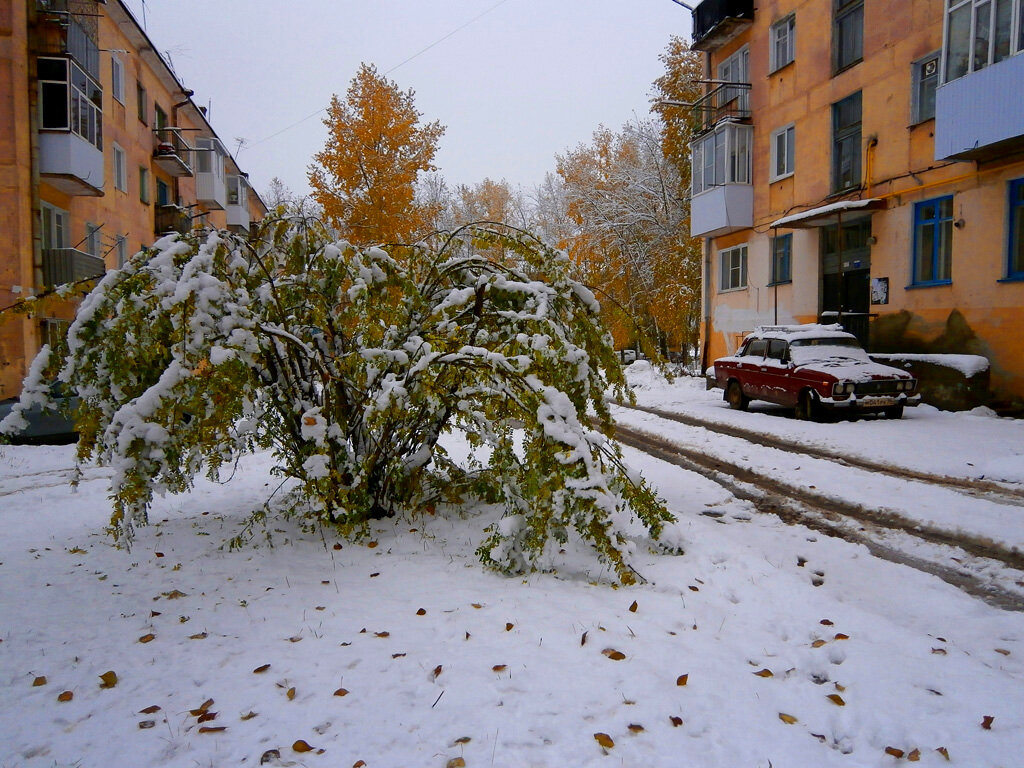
[308,63,445,244]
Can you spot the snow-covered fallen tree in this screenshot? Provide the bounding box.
[3,219,671,583]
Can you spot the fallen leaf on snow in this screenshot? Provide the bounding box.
[982,715,994,730]
[432,665,443,679]
[240,711,258,721]
[628,723,644,732]
[811,639,827,648]
[446,759,466,768]
[885,747,905,758]
[505,622,514,632]
[293,740,314,752]
[827,694,846,706]
[492,664,507,672]
[908,749,921,761]
[834,633,850,640]
[936,746,951,760]
[334,688,349,697]
[57,691,73,702]
[995,648,1010,656]
[753,669,774,678]
[190,632,208,640]
[198,726,226,734]
[416,608,426,616]
[161,590,187,600]
[32,676,47,686]
[189,698,214,716]
[676,674,689,686]
[374,631,390,638]
[629,601,638,613]
[601,648,626,661]
[138,633,155,644]
[594,733,614,749]
[778,713,798,725]
[286,687,296,701]
[670,716,683,727]
[139,705,161,714]
[253,664,271,674]
[99,671,118,689]
[452,736,471,745]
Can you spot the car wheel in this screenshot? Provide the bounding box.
[884,404,904,420]
[795,390,820,422]
[726,380,749,411]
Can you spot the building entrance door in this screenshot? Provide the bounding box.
[821,219,872,346]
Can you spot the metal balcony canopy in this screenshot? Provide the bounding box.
[770,199,886,229]
[691,0,754,51]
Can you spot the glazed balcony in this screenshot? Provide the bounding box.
[41,248,105,288]
[934,53,1024,163]
[39,130,104,196]
[691,0,754,52]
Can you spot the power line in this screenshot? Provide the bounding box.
[245,0,513,152]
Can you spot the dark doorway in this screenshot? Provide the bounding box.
[821,219,872,346]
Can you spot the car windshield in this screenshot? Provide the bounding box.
[788,337,870,365]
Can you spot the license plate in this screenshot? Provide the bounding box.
[863,396,897,407]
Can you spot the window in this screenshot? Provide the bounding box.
[136,81,147,124]
[718,46,750,113]
[832,91,862,192]
[38,57,103,150]
[156,178,171,206]
[110,54,124,104]
[154,103,168,138]
[771,234,793,284]
[85,223,101,257]
[945,0,1024,82]
[1008,178,1024,279]
[116,235,128,268]
[720,245,748,291]
[834,0,864,72]
[691,123,752,196]
[912,52,940,123]
[139,166,150,203]
[227,175,248,207]
[770,124,795,181]
[771,15,796,71]
[113,143,126,191]
[41,203,69,250]
[912,196,954,285]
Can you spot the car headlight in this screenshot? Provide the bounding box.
[832,381,855,396]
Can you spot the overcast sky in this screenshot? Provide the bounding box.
[120,0,694,201]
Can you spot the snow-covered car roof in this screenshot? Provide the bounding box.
[745,324,858,343]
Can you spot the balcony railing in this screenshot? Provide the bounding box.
[36,3,100,78]
[41,248,105,288]
[692,0,754,51]
[152,128,194,177]
[155,205,193,237]
[690,82,751,136]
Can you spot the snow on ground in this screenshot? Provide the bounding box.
[2,373,1023,767]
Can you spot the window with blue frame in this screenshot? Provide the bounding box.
[771,234,792,284]
[912,196,953,285]
[1009,178,1024,279]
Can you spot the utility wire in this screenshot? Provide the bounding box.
[245,0,513,151]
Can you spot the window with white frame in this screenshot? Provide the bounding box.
[719,245,748,291]
[770,124,795,181]
[691,123,752,196]
[85,223,101,257]
[944,0,1024,82]
[116,235,128,268]
[41,203,69,250]
[718,45,750,114]
[113,143,127,191]
[912,195,953,285]
[139,166,150,203]
[771,15,796,71]
[110,54,124,104]
[912,52,940,123]
[38,57,103,150]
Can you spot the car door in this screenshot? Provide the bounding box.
[759,338,795,405]
[737,338,768,400]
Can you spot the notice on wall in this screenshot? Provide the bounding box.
[871,277,889,305]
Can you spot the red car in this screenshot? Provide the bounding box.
[709,325,920,421]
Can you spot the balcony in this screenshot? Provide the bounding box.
[39,130,103,196]
[41,248,105,288]
[154,205,192,237]
[689,82,751,137]
[36,4,100,79]
[934,53,1024,162]
[152,129,194,177]
[194,138,228,210]
[690,121,753,238]
[225,175,251,232]
[691,0,754,52]
[691,184,754,238]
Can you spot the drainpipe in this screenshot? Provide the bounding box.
[771,226,778,325]
[170,90,194,207]
[700,236,712,372]
[27,4,43,305]
[836,209,844,329]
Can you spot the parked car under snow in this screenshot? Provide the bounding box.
[708,324,920,421]
[0,383,79,444]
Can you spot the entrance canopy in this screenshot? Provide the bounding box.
[770,198,886,229]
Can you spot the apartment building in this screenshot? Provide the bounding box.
[686,0,1024,406]
[0,0,267,398]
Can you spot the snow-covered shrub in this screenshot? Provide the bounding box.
[7,218,671,583]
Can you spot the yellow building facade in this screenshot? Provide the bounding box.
[688,0,1024,407]
[0,0,267,398]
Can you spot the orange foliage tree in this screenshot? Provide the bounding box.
[308,63,445,245]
